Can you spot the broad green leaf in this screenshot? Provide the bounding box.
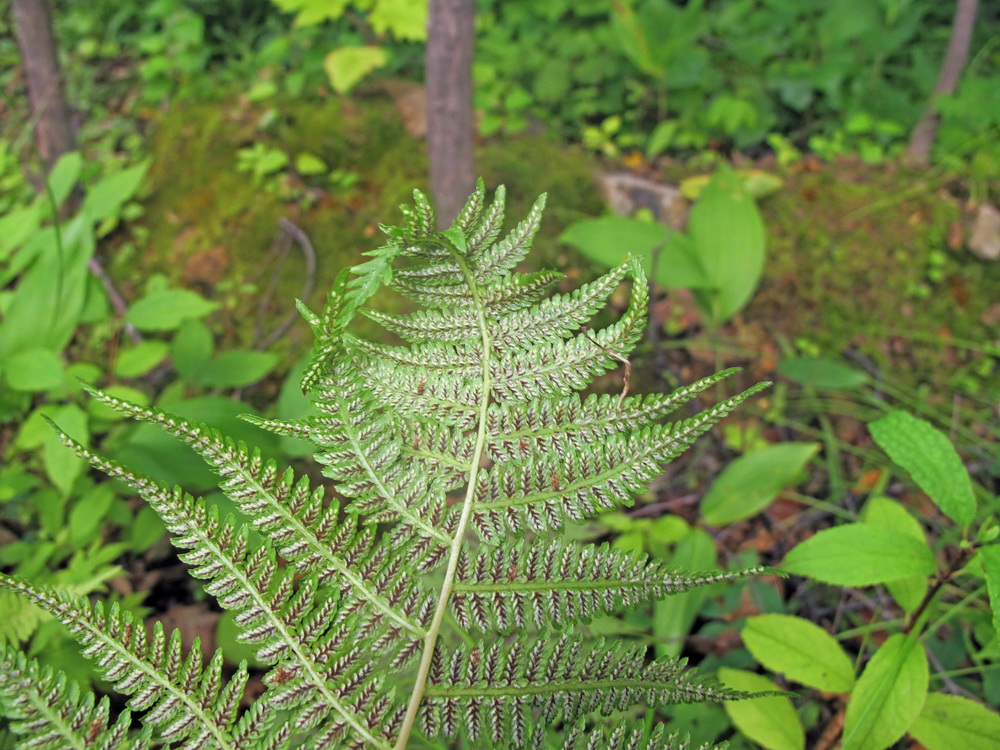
[194,350,279,388]
[126,288,219,331]
[701,442,818,524]
[324,46,388,94]
[980,545,1000,639]
[559,215,668,272]
[559,216,711,289]
[116,340,170,378]
[46,151,83,208]
[718,668,804,750]
[42,404,89,496]
[842,634,928,750]
[171,319,215,380]
[369,0,427,40]
[81,160,151,223]
[742,614,854,693]
[0,203,42,258]
[654,527,715,659]
[860,496,928,612]
[295,152,328,175]
[68,484,115,546]
[687,164,766,324]
[2,348,65,392]
[778,356,869,390]
[129,505,166,553]
[869,411,975,530]
[782,524,936,585]
[909,692,1000,750]
[0,214,94,357]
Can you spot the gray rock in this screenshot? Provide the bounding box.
[968,203,1000,260]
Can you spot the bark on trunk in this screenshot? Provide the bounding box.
[426,0,476,228]
[905,0,979,165]
[12,0,76,171]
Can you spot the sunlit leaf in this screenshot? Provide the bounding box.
[742,614,854,693]
[842,634,927,750]
[719,668,804,750]
[782,524,936,585]
[869,411,976,530]
[324,46,388,94]
[701,442,818,524]
[909,692,1000,750]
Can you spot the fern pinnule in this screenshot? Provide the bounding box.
[0,645,144,750]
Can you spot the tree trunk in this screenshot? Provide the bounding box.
[12,0,76,171]
[426,0,476,228]
[905,0,979,165]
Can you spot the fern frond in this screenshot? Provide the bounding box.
[0,576,243,749]
[3,184,774,749]
[0,645,144,750]
[559,722,727,750]
[421,636,754,746]
[471,385,769,540]
[451,538,770,631]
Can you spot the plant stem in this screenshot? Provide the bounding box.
[394,250,493,749]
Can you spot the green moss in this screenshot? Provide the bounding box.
[752,161,997,400]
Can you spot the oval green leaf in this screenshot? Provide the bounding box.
[742,614,855,693]
[718,667,804,750]
[842,634,928,750]
[980,545,1000,639]
[195,350,279,388]
[323,45,388,94]
[869,410,975,530]
[702,442,818,525]
[782,524,936,585]
[909,692,1000,750]
[125,289,219,331]
[116,341,170,378]
[778,356,869,390]
[3,348,65,392]
[860,496,928,612]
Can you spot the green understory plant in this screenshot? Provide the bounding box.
[736,410,1000,750]
[1,183,773,747]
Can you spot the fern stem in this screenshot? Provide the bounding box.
[394,250,493,749]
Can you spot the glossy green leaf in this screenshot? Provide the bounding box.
[778,356,869,390]
[323,45,388,93]
[125,288,219,331]
[860,496,927,612]
[687,164,766,324]
[68,484,115,546]
[702,442,818,524]
[653,527,715,659]
[46,151,83,209]
[980,545,1000,639]
[369,0,427,40]
[561,216,666,269]
[194,350,279,388]
[42,404,89,496]
[869,411,975,530]
[2,348,65,392]
[116,340,170,378]
[742,614,854,693]
[81,160,151,223]
[909,692,1000,750]
[842,634,928,750]
[0,215,94,357]
[294,152,328,175]
[719,668,804,750]
[782,524,936,585]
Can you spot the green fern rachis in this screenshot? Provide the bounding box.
[0,182,773,749]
